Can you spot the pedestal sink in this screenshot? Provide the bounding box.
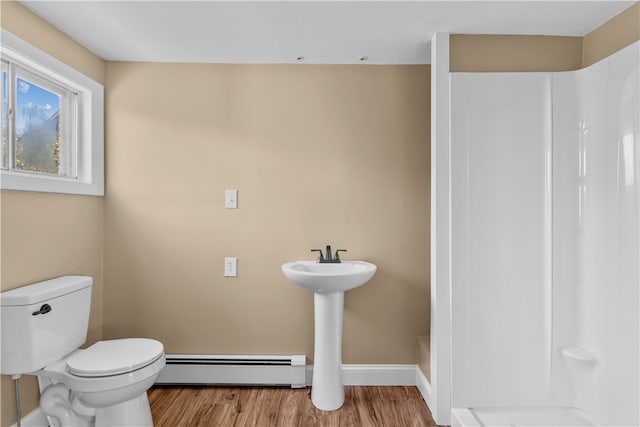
[281,260,377,411]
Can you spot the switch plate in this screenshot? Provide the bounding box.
[224,257,237,277]
[225,189,238,209]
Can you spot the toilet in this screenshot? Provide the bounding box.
[0,276,165,427]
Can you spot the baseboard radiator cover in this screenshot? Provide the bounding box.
[156,354,307,388]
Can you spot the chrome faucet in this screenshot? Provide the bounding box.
[311,245,347,263]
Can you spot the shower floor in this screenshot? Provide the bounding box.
[452,407,596,427]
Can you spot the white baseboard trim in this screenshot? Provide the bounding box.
[343,364,419,386]
[10,407,47,427]
[304,364,420,387]
[415,367,433,410]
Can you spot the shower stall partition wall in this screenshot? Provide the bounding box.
[448,41,639,426]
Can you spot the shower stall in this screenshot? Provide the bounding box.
[434,39,638,426]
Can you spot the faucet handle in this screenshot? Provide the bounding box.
[310,249,325,262]
[335,249,347,262]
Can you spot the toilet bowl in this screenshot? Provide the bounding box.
[0,276,166,427]
[39,338,165,426]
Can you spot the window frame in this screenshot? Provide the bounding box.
[1,29,104,196]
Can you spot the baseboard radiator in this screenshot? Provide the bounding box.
[156,354,307,388]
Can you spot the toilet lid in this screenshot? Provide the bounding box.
[66,338,164,377]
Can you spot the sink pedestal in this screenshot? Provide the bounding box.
[311,291,344,411]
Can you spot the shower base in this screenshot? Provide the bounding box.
[452,407,596,427]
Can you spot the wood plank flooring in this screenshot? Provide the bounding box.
[148,385,439,427]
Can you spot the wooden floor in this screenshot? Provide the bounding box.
[148,385,438,427]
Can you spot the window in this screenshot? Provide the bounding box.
[2,61,75,177]
[1,30,104,196]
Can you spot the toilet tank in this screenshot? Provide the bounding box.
[0,276,92,375]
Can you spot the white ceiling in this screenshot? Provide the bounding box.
[17,1,636,64]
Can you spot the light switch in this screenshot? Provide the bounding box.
[225,189,238,208]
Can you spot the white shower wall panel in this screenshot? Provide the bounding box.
[450,73,553,408]
[551,42,639,425]
[548,68,583,412]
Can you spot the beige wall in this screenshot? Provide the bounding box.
[104,62,431,364]
[0,2,105,426]
[582,2,640,67]
[450,2,640,73]
[450,35,583,72]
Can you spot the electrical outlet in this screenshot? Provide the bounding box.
[224,257,237,277]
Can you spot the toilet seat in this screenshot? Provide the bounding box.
[41,352,165,394]
[66,338,163,377]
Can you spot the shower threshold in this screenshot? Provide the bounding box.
[452,407,597,427]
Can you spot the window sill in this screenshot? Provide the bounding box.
[1,169,103,196]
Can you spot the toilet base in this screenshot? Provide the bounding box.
[41,383,154,427]
[95,393,154,427]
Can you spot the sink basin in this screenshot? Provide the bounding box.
[281,261,377,293]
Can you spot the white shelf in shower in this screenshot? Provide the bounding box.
[561,347,598,364]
